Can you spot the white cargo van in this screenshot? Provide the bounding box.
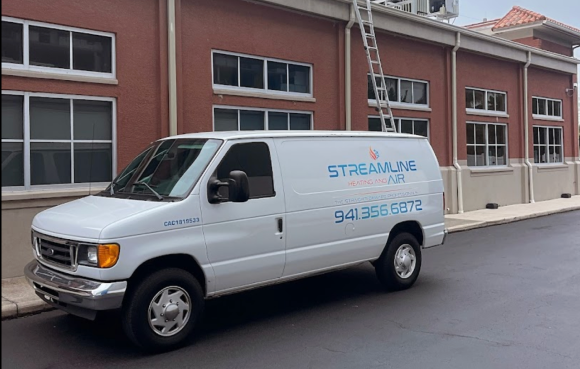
[25,131,447,349]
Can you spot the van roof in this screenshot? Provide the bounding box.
[162,130,426,141]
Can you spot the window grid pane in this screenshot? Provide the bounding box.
[29,26,70,69]
[467,123,507,167]
[2,21,23,64]
[72,32,112,73]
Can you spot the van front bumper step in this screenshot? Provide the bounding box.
[24,260,127,319]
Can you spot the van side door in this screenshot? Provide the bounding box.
[200,139,286,293]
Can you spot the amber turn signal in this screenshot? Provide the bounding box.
[97,244,120,268]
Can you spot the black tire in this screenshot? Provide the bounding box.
[375,232,422,291]
[122,268,204,351]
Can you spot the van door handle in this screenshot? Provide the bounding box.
[277,218,283,233]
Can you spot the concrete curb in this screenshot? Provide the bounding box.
[446,205,580,233]
[1,298,53,320]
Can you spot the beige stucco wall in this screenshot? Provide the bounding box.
[533,158,579,202]
[1,189,100,279]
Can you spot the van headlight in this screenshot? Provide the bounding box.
[78,244,120,268]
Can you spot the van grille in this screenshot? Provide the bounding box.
[34,232,79,270]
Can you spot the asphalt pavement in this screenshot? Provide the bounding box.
[2,211,579,369]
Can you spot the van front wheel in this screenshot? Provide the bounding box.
[375,232,422,291]
[122,268,204,351]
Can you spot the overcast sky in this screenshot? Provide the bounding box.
[454,0,580,62]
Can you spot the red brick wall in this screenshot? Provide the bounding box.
[514,37,572,57]
[2,0,167,170]
[456,51,523,160]
[178,0,343,134]
[528,67,577,158]
[350,29,451,165]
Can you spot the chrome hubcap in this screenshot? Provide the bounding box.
[394,244,416,279]
[148,286,191,337]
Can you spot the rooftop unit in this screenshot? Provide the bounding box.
[371,0,459,21]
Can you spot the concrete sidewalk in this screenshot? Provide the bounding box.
[2,195,579,320]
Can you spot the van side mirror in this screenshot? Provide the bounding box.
[208,170,250,204]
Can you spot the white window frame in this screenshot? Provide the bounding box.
[367,115,429,139]
[465,87,508,116]
[533,125,564,164]
[367,74,429,108]
[532,96,563,121]
[211,50,313,98]
[466,122,509,167]
[212,105,313,131]
[1,90,117,192]
[1,16,116,80]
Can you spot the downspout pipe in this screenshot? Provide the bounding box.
[452,32,464,213]
[345,5,355,131]
[167,0,178,137]
[523,51,535,203]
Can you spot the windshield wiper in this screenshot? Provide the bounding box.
[133,181,164,201]
[109,180,119,195]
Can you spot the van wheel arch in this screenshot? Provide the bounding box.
[372,221,424,266]
[126,254,207,298]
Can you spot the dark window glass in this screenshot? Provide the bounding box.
[30,97,71,140]
[466,89,475,109]
[1,142,24,187]
[367,75,376,100]
[487,92,496,111]
[289,64,310,93]
[467,123,475,145]
[413,82,427,104]
[2,95,23,139]
[267,61,287,91]
[386,78,398,102]
[368,117,381,132]
[74,143,112,183]
[414,121,428,137]
[467,146,476,166]
[29,26,70,69]
[240,57,263,89]
[474,90,485,110]
[400,119,413,134]
[114,146,153,192]
[400,80,412,103]
[30,142,71,185]
[547,100,554,116]
[214,109,238,131]
[538,99,546,115]
[289,113,310,130]
[2,21,23,64]
[475,124,485,145]
[73,100,112,140]
[488,124,496,144]
[213,53,238,86]
[240,110,264,130]
[554,101,561,117]
[268,112,288,130]
[532,98,539,114]
[217,142,274,199]
[496,93,506,112]
[72,32,112,73]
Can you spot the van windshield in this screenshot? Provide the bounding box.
[99,138,221,201]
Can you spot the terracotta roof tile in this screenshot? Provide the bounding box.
[492,6,580,34]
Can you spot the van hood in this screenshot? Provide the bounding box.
[32,195,167,240]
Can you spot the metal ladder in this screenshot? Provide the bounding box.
[352,0,397,132]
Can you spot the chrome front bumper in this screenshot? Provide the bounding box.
[24,260,127,319]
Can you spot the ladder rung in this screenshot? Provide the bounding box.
[370,60,380,64]
[357,6,370,11]
[361,20,373,25]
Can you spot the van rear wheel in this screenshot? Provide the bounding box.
[375,232,422,291]
[122,268,204,351]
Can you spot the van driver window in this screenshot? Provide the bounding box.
[216,142,275,199]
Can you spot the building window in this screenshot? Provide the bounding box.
[368,117,429,138]
[368,75,428,106]
[212,51,312,96]
[533,126,563,164]
[532,97,562,119]
[466,122,507,167]
[214,107,312,131]
[1,17,115,77]
[465,88,507,114]
[1,92,115,190]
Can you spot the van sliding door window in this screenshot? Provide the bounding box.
[216,142,275,199]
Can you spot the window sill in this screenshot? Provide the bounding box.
[2,68,118,85]
[469,166,514,176]
[2,187,106,202]
[536,164,568,172]
[213,88,316,103]
[466,109,509,118]
[531,115,564,122]
[368,101,432,112]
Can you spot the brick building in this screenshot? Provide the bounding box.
[1,0,579,278]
